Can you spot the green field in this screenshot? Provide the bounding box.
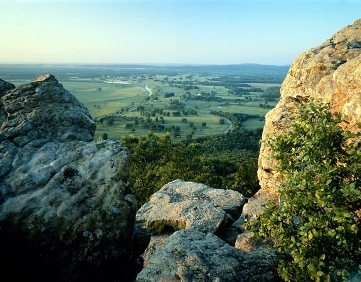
[58,73,279,141]
[1,64,282,141]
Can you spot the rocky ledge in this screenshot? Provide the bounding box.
[135,180,279,281]
[0,74,136,281]
[136,179,246,234]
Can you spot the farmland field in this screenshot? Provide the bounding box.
[0,64,288,141]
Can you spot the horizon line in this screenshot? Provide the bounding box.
[0,62,290,67]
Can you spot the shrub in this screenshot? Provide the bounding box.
[247,102,361,281]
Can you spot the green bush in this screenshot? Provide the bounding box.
[247,102,361,281]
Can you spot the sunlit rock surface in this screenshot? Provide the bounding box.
[136,179,246,234]
[258,18,361,201]
[0,74,136,281]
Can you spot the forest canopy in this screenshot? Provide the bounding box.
[122,129,262,206]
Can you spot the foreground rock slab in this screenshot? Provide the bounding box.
[0,74,136,281]
[137,229,279,282]
[136,179,246,234]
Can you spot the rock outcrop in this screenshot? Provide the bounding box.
[0,74,136,281]
[137,229,279,282]
[135,180,278,281]
[258,18,361,200]
[136,179,246,234]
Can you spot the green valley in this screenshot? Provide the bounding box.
[1,64,287,141]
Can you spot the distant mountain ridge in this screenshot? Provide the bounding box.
[0,63,289,83]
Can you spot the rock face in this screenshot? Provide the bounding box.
[137,229,279,282]
[0,75,136,281]
[136,179,246,234]
[258,18,361,198]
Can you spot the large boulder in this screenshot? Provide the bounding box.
[257,18,361,203]
[137,229,279,282]
[136,180,246,234]
[0,74,136,281]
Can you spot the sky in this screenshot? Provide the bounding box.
[0,0,360,65]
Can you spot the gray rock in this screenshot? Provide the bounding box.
[242,189,277,222]
[0,74,136,281]
[226,190,278,250]
[348,40,361,49]
[137,229,279,282]
[136,179,246,234]
[0,78,15,96]
[141,234,170,266]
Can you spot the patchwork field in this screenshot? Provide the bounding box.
[62,76,280,140]
[1,64,286,141]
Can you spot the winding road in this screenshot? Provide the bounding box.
[145,85,152,96]
[223,117,233,134]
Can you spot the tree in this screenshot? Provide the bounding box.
[101,133,108,140]
[105,117,114,126]
[219,118,225,125]
[122,133,173,204]
[247,102,361,281]
[122,130,261,206]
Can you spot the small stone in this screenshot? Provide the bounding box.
[235,231,255,252]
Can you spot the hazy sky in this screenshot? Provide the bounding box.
[0,0,360,65]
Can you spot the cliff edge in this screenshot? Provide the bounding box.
[258,19,361,199]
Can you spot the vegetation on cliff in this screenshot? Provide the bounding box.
[248,103,361,281]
